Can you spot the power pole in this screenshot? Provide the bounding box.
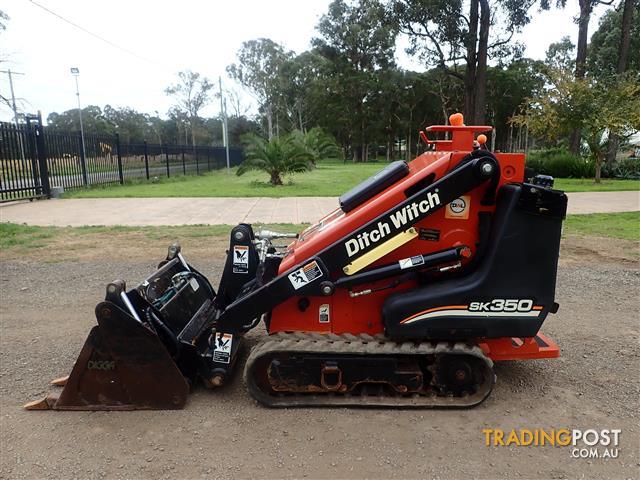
[219,76,230,172]
[70,67,88,186]
[224,98,230,172]
[1,69,27,161]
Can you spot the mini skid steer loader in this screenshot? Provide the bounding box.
[25,114,567,410]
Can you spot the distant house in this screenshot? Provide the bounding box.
[628,132,640,158]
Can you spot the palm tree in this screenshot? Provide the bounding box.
[291,127,341,165]
[238,133,313,185]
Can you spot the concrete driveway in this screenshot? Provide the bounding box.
[0,191,638,227]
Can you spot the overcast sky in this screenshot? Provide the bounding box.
[0,0,609,123]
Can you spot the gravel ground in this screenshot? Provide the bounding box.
[0,236,638,480]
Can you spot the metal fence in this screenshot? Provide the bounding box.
[0,119,243,202]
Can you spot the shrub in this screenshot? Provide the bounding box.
[237,133,313,186]
[526,148,595,178]
[602,156,640,180]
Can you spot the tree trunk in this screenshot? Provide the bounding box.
[617,0,634,73]
[266,105,274,140]
[606,0,634,166]
[190,118,196,147]
[298,106,304,132]
[270,171,283,186]
[570,0,592,155]
[474,0,490,124]
[595,153,603,184]
[464,0,479,121]
[491,125,496,152]
[575,0,591,80]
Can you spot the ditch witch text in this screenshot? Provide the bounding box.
[345,190,442,257]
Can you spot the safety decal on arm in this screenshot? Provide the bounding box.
[213,333,233,364]
[233,245,249,274]
[288,260,323,290]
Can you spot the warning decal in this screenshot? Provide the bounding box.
[445,195,470,220]
[233,245,249,274]
[398,255,426,270]
[213,333,233,364]
[319,304,330,323]
[288,260,323,290]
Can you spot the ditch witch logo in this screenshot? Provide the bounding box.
[345,189,442,257]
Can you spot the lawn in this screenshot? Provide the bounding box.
[66,162,385,198]
[0,222,306,252]
[553,178,640,192]
[563,212,640,241]
[2,212,637,258]
[64,161,640,198]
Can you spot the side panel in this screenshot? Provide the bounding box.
[268,151,526,335]
[382,184,567,339]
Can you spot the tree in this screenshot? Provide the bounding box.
[486,59,546,151]
[227,39,293,140]
[564,0,616,153]
[278,51,328,132]
[588,0,639,163]
[313,0,397,161]
[47,106,112,135]
[515,72,640,182]
[165,71,213,147]
[237,133,313,185]
[291,127,342,164]
[389,0,539,124]
[0,9,8,32]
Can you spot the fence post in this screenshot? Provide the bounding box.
[181,146,186,175]
[195,147,199,174]
[144,141,150,180]
[78,131,88,186]
[207,150,211,171]
[34,124,51,197]
[165,145,170,178]
[115,133,124,185]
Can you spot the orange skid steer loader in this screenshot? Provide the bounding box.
[26,114,566,410]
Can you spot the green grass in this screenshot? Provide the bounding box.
[563,212,640,241]
[554,178,640,192]
[2,212,637,257]
[66,161,386,198]
[0,222,307,252]
[0,222,56,250]
[63,160,640,198]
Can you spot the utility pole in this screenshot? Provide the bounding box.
[1,69,27,161]
[1,69,25,126]
[70,67,88,186]
[224,98,230,172]
[219,76,230,172]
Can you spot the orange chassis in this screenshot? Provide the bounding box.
[270,120,560,364]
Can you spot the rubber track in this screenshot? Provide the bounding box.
[244,332,495,408]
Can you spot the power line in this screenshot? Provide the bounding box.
[28,0,162,66]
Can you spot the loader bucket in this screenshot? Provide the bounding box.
[25,301,189,411]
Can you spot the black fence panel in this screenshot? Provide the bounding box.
[0,122,46,201]
[0,121,244,202]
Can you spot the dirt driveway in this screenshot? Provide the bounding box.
[1,234,638,479]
